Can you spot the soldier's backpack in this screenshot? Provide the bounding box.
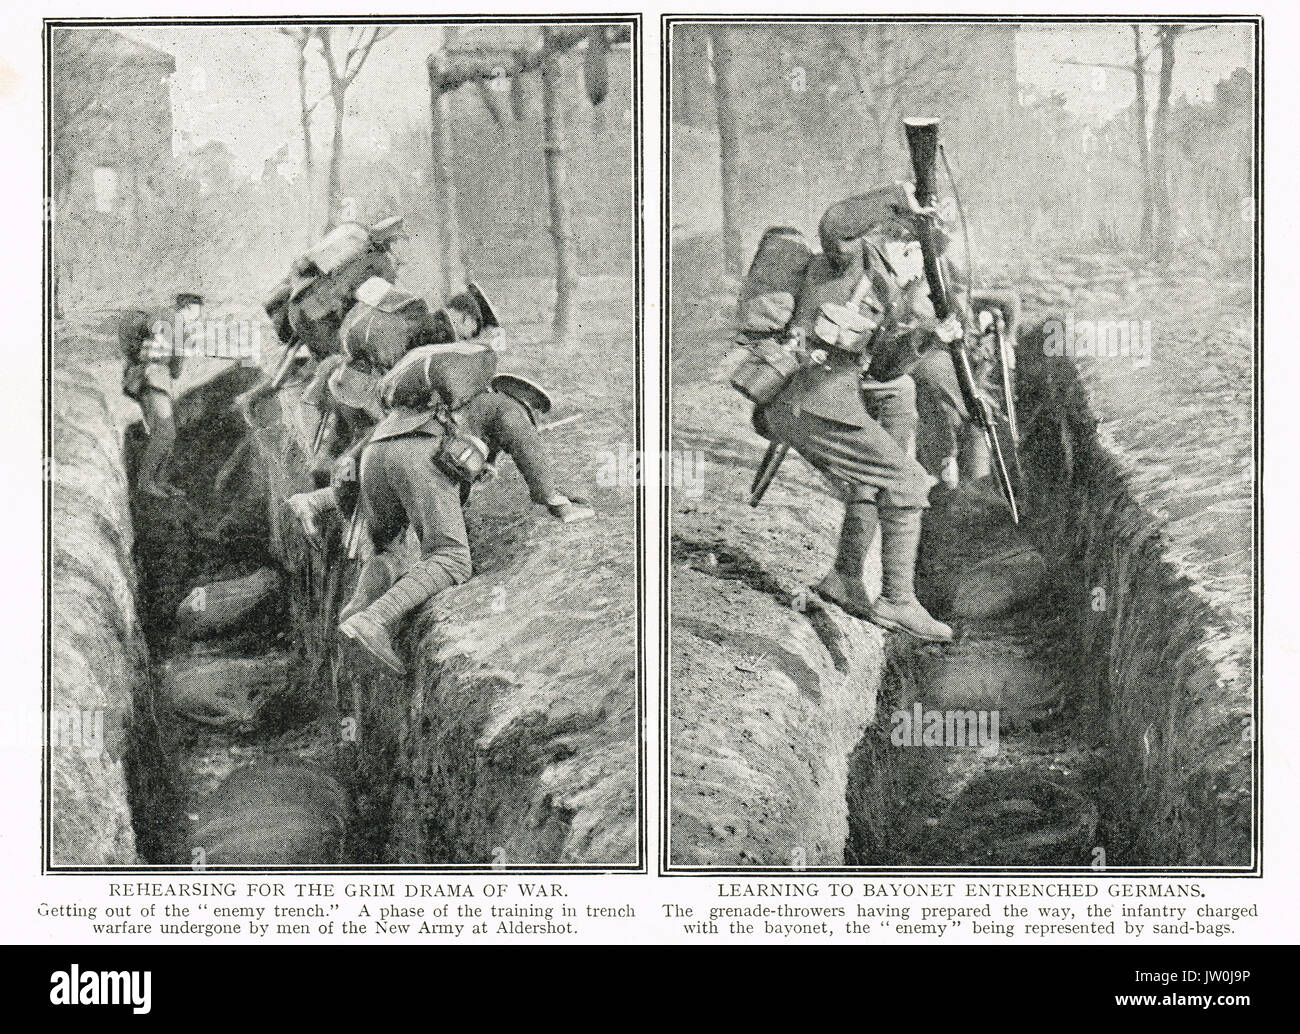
[340,276,432,373]
[378,340,499,413]
[730,227,815,406]
[737,226,812,335]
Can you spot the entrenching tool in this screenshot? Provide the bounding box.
[749,441,789,507]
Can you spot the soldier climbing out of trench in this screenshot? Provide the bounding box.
[120,291,204,499]
[285,280,595,673]
[735,182,965,643]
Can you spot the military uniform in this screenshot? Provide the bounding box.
[743,189,953,642]
[120,297,200,498]
[758,246,935,510]
[332,317,591,673]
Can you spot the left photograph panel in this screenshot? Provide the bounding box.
[44,17,642,871]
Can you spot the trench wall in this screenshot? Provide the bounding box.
[48,359,148,865]
[668,319,887,867]
[1017,337,1253,867]
[256,380,639,866]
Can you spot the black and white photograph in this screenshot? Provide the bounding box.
[44,16,644,870]
[664,16,1258,872]
[0,0,1296,971]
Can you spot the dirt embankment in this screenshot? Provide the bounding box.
[1010,254,1253,866]
[669,291,886,867]
[49,359,149,865]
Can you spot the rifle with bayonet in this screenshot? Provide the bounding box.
[903,117,1020,524]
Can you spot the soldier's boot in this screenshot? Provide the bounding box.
[339,562,455,675]
[339,554,396,624]
[813,500,878,620]
[138,421,179,499]
[870,506,953,643]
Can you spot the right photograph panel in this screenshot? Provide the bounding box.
[663,16,1259,873]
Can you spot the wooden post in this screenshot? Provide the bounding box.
[541,27,577,340]
[428,33,465,299]
[709,25,745,280]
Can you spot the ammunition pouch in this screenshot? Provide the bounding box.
[813,301,879,353]
[431,413,491,486]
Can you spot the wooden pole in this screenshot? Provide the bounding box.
[541,27,577,339]
[709,26,745,279]
[427,32,465,299]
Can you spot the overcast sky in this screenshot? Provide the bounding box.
[119,21,1254,178]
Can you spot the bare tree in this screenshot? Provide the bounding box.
[823,24,972,182]
[428,25,629,335]
[279,28,316,201]
[1150,25,1189,257]
[315,26,397,230]
[1060,23,1213,255]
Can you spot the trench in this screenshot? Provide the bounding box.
[844,323,1251,868]
[125,367,351,866]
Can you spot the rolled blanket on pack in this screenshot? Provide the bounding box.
[738,227,812,335]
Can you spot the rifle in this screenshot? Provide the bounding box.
[903,117,1019,524]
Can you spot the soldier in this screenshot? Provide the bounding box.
[235,216,407,423]
[285,283,592,672]
[751,183,958,642]
[121,292,204,498]
[912,290,1018,489]
[332,344,594,674]
[288,281,517,527]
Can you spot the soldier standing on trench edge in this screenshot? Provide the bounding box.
[747,182,959,642]
[120,292,204,499]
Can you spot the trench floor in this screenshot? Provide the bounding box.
[853,477,1109,867]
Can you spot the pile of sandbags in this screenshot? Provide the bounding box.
[158,650,293,730]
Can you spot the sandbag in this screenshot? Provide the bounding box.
[188,761,348,864]
[158,650,293,729]
[942,771,1098,865]
[175,567,281,639]
[910,635,1061,727]
[949,545,1047,619]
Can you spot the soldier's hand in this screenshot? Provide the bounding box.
[287,493,322,543]
[546,494,595,524]
[934,315,964,344]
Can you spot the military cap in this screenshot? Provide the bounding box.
[491,373,552,422]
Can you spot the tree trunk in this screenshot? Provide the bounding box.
[1151,27,1180,257]
[710,25,745,280]
[427,47,465,299]
[541,28,578,340]
[325,87,345,232]
[1132,26,1154,251]
[295,42,315,230]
